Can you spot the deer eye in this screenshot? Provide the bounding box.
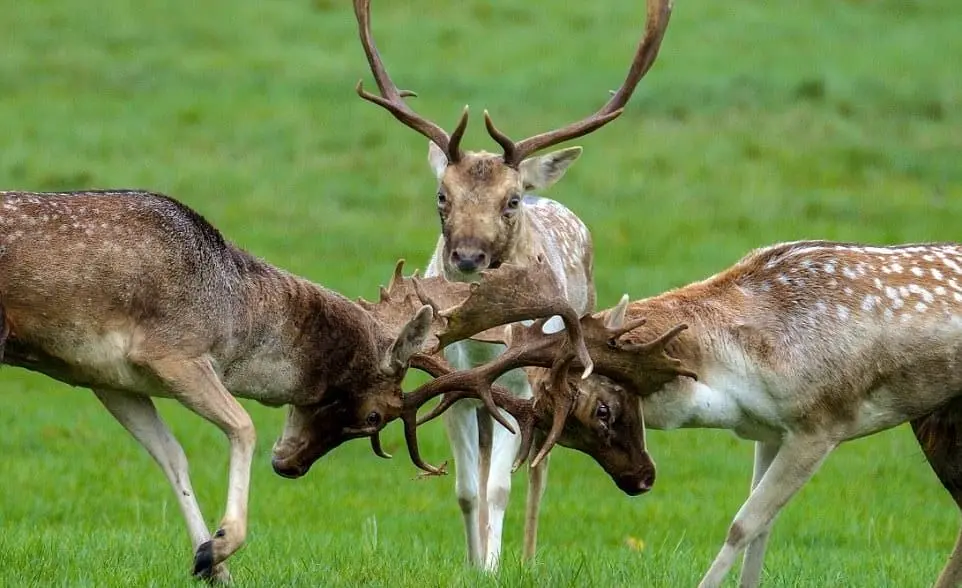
[437,191,447,206]
[505,195,521,211]
[595,403,610,421]
[366,411,382,427]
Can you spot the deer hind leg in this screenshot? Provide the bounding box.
[738,441,780,588]
[523,429,549,562]
[92,389,230,583]
[442,399,483,566]
[698,434,836,588]
[912,400,962,588]
[144,356,255,581]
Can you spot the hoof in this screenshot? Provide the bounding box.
[192,539,216,581]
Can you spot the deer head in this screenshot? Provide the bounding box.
[270,303,434,478]
[353,0,674,277]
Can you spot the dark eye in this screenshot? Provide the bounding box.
[366,411,382,426]
[505,195,521,211]
[595,403,610,421]
[437,191,447,205]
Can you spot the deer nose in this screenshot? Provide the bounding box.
[451,248,487,273]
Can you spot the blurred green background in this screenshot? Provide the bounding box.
[1,0,960,586]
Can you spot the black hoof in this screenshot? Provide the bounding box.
[192,539,215,581]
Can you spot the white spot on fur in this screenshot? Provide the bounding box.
[842,267,858,279]
[824,263,835,274]
[861,296,876,311]
[885,286,898,299]
[884,308,894,321]
[932,268,944,281]
[911,266,924,277]
[892,298,905,309]
[836,305,849,321]
[936,286,947,296]
[915,302,928,313]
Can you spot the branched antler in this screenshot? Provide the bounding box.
[353,0,468,163]
[485,0,675,166]
[361,259,594,473]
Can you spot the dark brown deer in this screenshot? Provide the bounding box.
[352,0,674,568]
[0,190,442,582]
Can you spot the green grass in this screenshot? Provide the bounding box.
[1,0,961,585]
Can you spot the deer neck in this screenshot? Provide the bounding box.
[220,269,383,406]
[621,287,781,440]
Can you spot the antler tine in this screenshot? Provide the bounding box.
[622,323,689,353]
[529,355,576,468]
[490,0,674,166]
[386,259,406,294]
[353,0,463,161]
[370,432,392,459]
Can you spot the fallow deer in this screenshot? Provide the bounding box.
[0,189,444,582]
[461,240,962,587]
[0,193,649,583]
[352,0,674,568]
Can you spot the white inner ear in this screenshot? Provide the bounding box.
[518,146,583,191]
[427,141,448,179]
[386,305,434,372]
[605,294,630,330]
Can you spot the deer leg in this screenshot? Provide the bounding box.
[912,401,962,588]
[482,369,527,571]
[698,434,836,588]
[145,356,255,580]
[442,399,483,566]
[92,389,231,583]
[477,408,493,559]
[738,441,780,588]
[523,429,549,562]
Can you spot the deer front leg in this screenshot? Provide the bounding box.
[698,434,836,588]
[738,441,780,588]
[484,403,522,571]
[442,400,483,566]
[92,389,231,583]
[146,356,256,581]
[523,429,549,562]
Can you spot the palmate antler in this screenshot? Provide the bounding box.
[401,295,699,472]
[360,256,593,474]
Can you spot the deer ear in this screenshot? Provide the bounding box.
[384,305,434,374]
[605,294,630,330]
[518,146,582,191]
[427,141,448,179]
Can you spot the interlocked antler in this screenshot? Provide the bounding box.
[485,0,674,167]
[353,0,468,163]
[402,294,699,472]
[362,257,593,474]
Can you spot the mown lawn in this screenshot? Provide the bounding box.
[1,0,960,586]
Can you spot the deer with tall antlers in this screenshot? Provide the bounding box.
[352,0,674,568]
[447,240,962,587]
[0,190,656,582]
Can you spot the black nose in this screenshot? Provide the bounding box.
[451,249,487,273]
[617,468,656,496]
[271,456,306,479]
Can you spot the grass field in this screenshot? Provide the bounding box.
[1,0,961,585]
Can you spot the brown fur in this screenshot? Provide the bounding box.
[0,190,432,578]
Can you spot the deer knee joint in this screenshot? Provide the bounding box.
[726,521,747,547]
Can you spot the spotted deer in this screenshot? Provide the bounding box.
[0,191,657,583]
[352,0,674,569]
[541,240,962,588]
[0,190,446,582]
